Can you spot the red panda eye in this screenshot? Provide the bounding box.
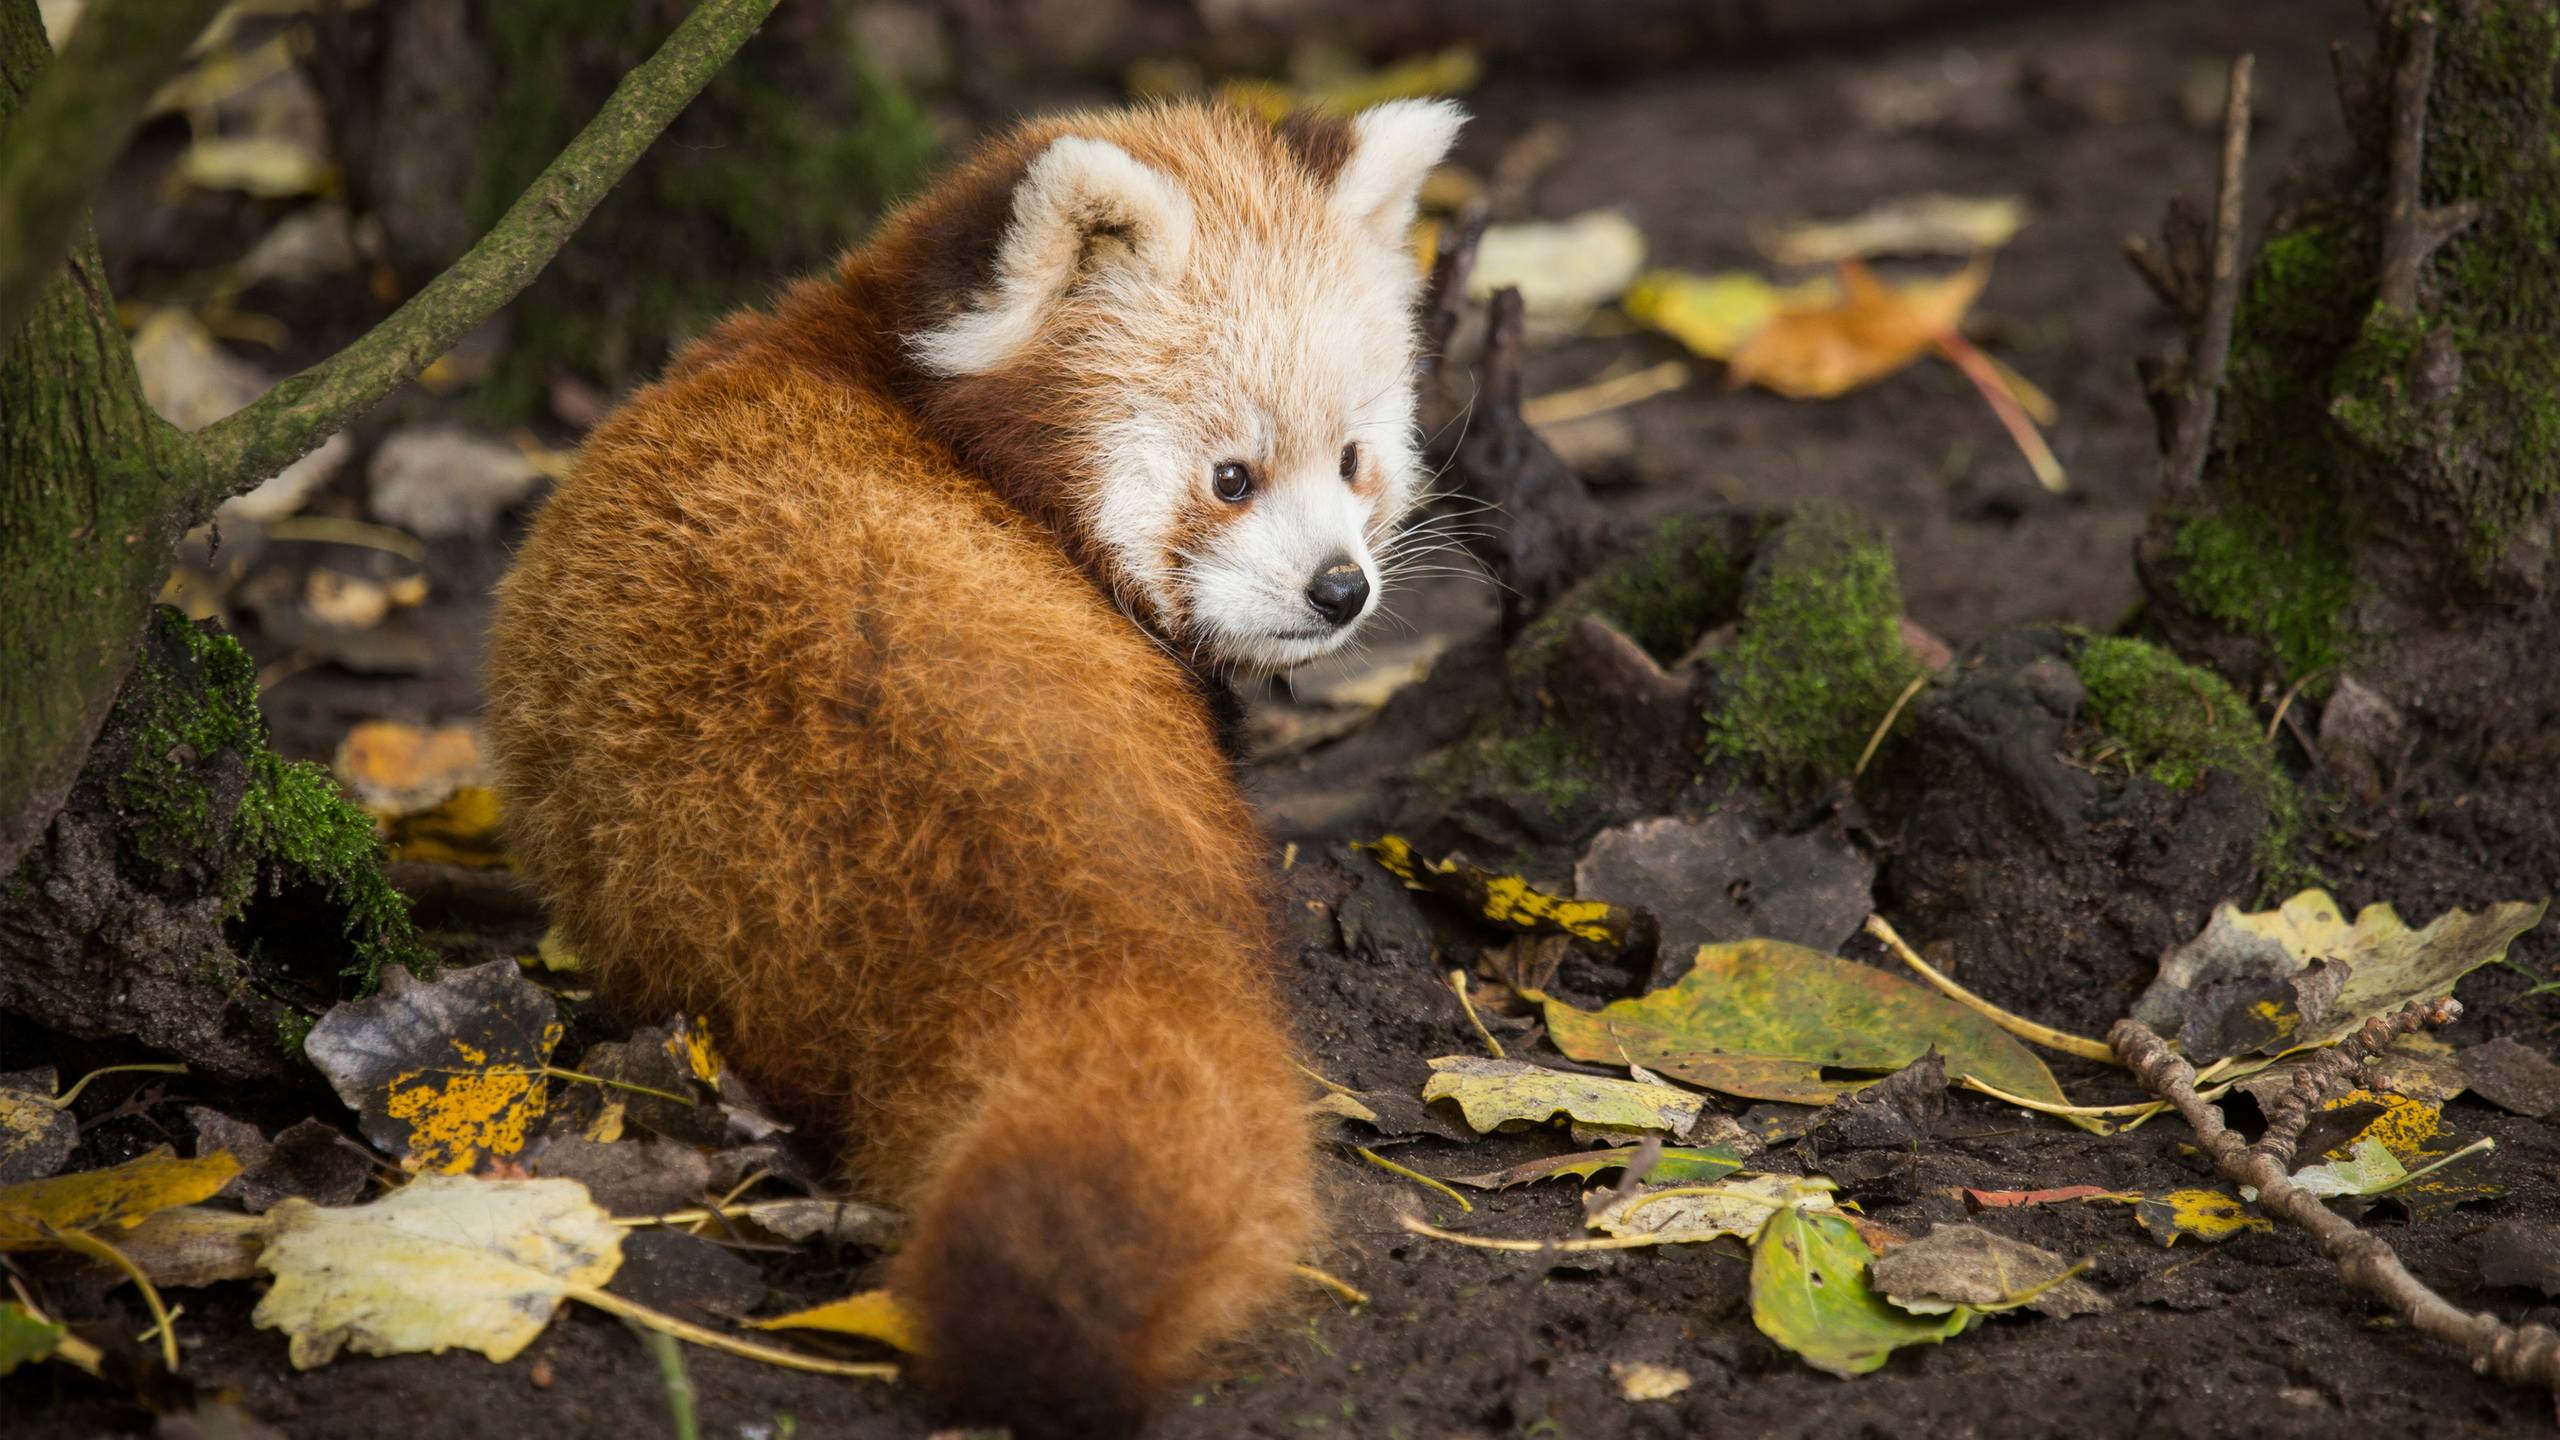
[1212,461,1255,503]
[1339,443,1360,482]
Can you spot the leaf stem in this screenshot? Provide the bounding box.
[568,1283,898,1380]
[1354,1145,1473,1214]
[1862,915,2118,1063]
[49,1225,179,1371]
[50,1062,187,1109]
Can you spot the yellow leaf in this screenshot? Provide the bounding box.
[1727,259,1989,400]
[748,1288,919,1353]
[383,784,508,868]
[1623,270,1842,361]
[177,135,337,198]
[1585,1173,1836,1245]
[1214,46,1480,122]
[1612,1361,1694,1401]
[1760,194,2028,266]
[666,1016,722,1087]
[2132,1188,2271,1247]
[1421,1056,1701,1140]
[253,1176,622,1367]
[0,1149,240,1250]
[1355,836,1631,945]
[1468,210,1648,318]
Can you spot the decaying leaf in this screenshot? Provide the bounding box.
[2456,1037,2560,1118]
[1358,836,1638,946]
[2288,1138,2410,1200]
[0,1148,241,1247]
[368,427,548,542]
[2130,890,2548,1063]
[1441,1143,1742,1192]
[116,1205,272,1287]
[1586,1173,1836,1245]
[1623,269,1843,362]
[188,1109,374,1213]
[0,1302,66,1376]
[1868,1224,2109,1318]
[2132,1189,2272,1247]
[727,1197,905,1248]
[254,1175,622,1367]
[334,722,487,817]
[1727,258,1987,400]
[1467,210,1648,318]
[1962,1185,2120,1212]
[380,785,509,868]
[1574,814,1875,989]
[1422,1056,1702,1141]
[1751,1204,1972,1377]
[304,960,564,1174]
[1540,938,2067,1107]
[1611,1361,1693,1401]
[749,1288,919,1353]
[1759,194,2028,266]
[0,1070,75,1184]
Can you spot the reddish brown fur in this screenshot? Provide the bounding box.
[487,104,1331,1437]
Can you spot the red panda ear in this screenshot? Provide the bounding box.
[1329,100,1465,247]
[910,136,1195,377]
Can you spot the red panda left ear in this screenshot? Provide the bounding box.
[911,136,1196,377]
[1330,100,1465,247]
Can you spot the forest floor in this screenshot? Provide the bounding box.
[12,0,2560,1437]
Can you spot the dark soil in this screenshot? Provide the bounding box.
[13,0,2560,1437]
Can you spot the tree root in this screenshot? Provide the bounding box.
[2113,1004,2560,1402]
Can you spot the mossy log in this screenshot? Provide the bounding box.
[2137,0,2560,751]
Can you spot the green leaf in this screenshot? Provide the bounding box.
[2288,1138,2408,1199]
[1541,938,2066,1107]
[1750,1205,1972,1376]
[0,1303,65,1376]
[1421,1057,1701,1140]
[1441,1144,1743,1192]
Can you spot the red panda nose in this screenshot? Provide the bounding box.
[1305,560,1369,628]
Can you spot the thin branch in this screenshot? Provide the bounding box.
[2249,997,2451,1171]
[2113,1005,2560,1399]
[0,0,228,354]
[2164,53,2253,511]
[2377,5,2440,313]
[191,0,780,500]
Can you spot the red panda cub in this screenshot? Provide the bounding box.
[485,99,1462,1436]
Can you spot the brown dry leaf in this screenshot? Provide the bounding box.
[1727,258,1988,400]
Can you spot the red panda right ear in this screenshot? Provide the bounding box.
[908,136,1195,377]
[1330,100,1465,248]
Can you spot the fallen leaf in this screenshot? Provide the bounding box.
[1760,194,2028,266]
[0,1148,241,1247]
[187,1111,373,1213]
[178,135,336,197]
[1727,258,1988,400]
[2131,890,2548,1063]
[1586,1172,1836,1245]
[2456,1036,2560,1118]
[1610,1361,1692,1401]
[1467,210,1648,318]
[253,1175,621,1367]
[749,1288,919,1353]
[129,309,350,522]
[0,1303,64,1376]
[529,1136,713,1217]
[115,1205,272,1286]
[728,1197,904,1248]
[0,1070,74,1183]
[1540,938,2067,1107]
[1869,1224,2109,1317]
[1358,836,1637,946]
[2474,1218,2560,1296]
[1211,46,1479,121]
[368,427,547,541]
[2132,1189,2271,1247]
[1422,1056,1702,1141]
[380,784,509,868]
[304,960,563,1174]
[1751,1204,1972,1376]
[1574,813,1874,991]
[1623,269,1842,361]
[335,722,486,817]
[2288,1138,2409,1199]
[1440,1144,1742,1192]
[1962,1185,2120,1212]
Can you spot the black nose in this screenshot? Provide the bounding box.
[1305,560,1370,628]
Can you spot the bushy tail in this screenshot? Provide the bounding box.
[887,992,1315,1439]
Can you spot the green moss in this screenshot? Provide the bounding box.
[2169,504,2356,681]
[1488,722,1592,813]
[1587,520,1747,662]
[2074,634,2308,885]
[113,609,433,992]
[1703,507,1919,801]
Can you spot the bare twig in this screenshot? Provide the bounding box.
[2164,53,2254,510]
[0,0,228,352]
[2113,1006,2560,1398]
[190,0,779,500]
[2250,998,2455,1170]
[2378,5,2440,313]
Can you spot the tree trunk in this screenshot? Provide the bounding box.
[0,0,210,875]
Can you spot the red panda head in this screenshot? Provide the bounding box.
[875,99,1464,675]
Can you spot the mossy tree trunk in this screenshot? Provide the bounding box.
[2138,0,2560,752]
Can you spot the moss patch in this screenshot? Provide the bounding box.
[113,608,432,993]
[2073,634,2306,884]
[1704,507,1919,801]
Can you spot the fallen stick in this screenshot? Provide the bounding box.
[2375,4,2481,313]
[2112,1004,2560,1399]
[2163,53,2253,510]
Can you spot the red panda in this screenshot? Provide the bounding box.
[484,98,1462,1436]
